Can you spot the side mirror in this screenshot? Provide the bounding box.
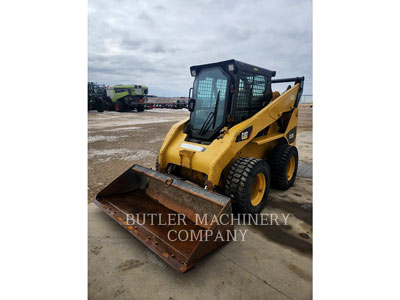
[188,98,196,112]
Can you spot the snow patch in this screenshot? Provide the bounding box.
[88,135,129,143]
[147,137,165,143]
[102,127,141,132]
[88,148,154,162]
[88,116,188,129]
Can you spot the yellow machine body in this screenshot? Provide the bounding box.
[158,84,300,190]
[96,59,304,272]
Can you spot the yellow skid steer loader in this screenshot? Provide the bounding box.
[95,59,304,272]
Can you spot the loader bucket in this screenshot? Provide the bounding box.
[94,165,233,272]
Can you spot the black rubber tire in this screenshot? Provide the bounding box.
[225,157,271,214]
[137,105,144,112]
[269,144,298,190]
[115,100,125,112]
[96,98,105,112]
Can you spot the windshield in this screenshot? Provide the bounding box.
[191,67,229,131]
[114,88,132,95]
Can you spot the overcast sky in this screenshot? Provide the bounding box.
[88,0,312,97]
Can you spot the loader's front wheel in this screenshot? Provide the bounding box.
[225,157,271,214]
[269,144,298,190]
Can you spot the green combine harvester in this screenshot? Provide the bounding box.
[106,84,148,112]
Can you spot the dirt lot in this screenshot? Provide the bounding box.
[88,104,312,300]
[88,109,190,202]
[88,105,312,202]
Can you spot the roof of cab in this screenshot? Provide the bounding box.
[190,59,276,77]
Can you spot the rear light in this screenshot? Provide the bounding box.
[140,99,143,103]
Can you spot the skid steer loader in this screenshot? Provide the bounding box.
[95,59,304,272]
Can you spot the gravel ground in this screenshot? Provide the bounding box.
[88,109,190,202]
[88,105,312,202]
[88,105,313,300]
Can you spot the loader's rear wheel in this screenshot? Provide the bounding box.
[225,157,271,214]
[269,144,298,190]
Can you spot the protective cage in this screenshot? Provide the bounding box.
[233,69,273,125]
[187,59,277,141]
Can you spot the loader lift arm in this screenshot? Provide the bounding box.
[271,77,305,107]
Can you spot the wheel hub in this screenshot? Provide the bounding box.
[286,156,295,181]
[250,173,266,206]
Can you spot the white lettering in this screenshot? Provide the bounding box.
[168,230,177,241]
[282,213,290,225]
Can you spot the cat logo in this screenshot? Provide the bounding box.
[235,126,253,142]
[286,127,297,144]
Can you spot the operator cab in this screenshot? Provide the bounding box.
[185,59,276,143]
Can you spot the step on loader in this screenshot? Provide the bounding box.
[95,59,304,272]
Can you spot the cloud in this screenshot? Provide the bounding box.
[88,0,312,96]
